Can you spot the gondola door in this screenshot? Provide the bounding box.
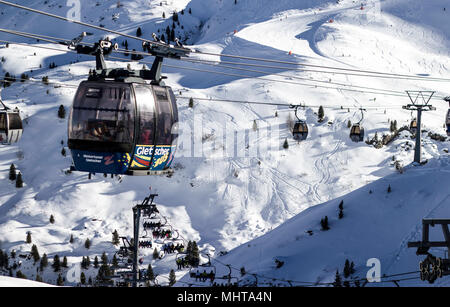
[0,112,6,144]
[150,86,176,171]
[7,112,23,144]
[129,84,157,173]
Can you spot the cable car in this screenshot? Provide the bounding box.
[349,108,365,143]
[446,109,450,136]
[66,35,190,175]
[290,105,308,141]
[0,92,23,145]
[293,120,308,141]
[410,118,417,135]
[349,124,365,142]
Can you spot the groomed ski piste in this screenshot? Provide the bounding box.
[0,0,449,286]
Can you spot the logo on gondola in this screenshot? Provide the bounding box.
[104,155,114,165]
[153,152,169,168]
[136,146,153,156]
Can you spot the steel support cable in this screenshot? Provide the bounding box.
[0,0,449,82]
[1,28,446,99]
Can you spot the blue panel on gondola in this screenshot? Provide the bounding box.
[150,145,174,171]
[71,149,130,174]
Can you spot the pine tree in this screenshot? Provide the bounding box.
[49,215,55,224]
[84,238,91,249]
[36,274,43,282]
[347,120,352,128]
[283,138,289,149]
[188,8,192,14]
[86,256,91,268]
[172,11,179,22]
[191,241,200,267]
[344,259,350,278]
[58,105,66,119]
[112,254,118,268]
[80,272,86,285]
[350,261,355,274]
[97,264,111,281]
[16,270,26,279]
[40,253,48,271]
[162,12,166,18]
[42,76,49,85]
[57,274,64,286]
[9,164,16,181]
[31,244,40,264]
[169,269,176,286]
[101,252,108,265]
[338,200,344,219]
[16,172,23,188]
[252,120,258,131]
[10,250,16,259]
[320,216,330,231]
[186,241,192,263]
[387,185,392,193]
[240,267,246,276]
[61,147,66,157]
[81,256,87,269]
[333,270,342,287]
[136,27,142,37]
[62,256,68,268]
[153,247,159,260]
[52,255,61,272]
[69,234,74,244]
[147,264,154,281]
[26,231,32,244]
[112,230,120,246]
[318,106,325,122]
[94,256,99,268]
[188,97,194,108]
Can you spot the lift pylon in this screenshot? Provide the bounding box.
[402,91,436,163]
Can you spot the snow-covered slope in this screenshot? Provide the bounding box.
[0,0,449,286]
[0,276,55,287]
[201,156,450,287]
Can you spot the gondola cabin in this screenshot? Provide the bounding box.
[349,124,365,142]
[410,119,417,134]
[293,121,308,141]
[0,107,23,145]
[68,81,178,175]
[446,109,450,137]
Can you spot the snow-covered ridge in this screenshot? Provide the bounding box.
[0,0,448,286]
